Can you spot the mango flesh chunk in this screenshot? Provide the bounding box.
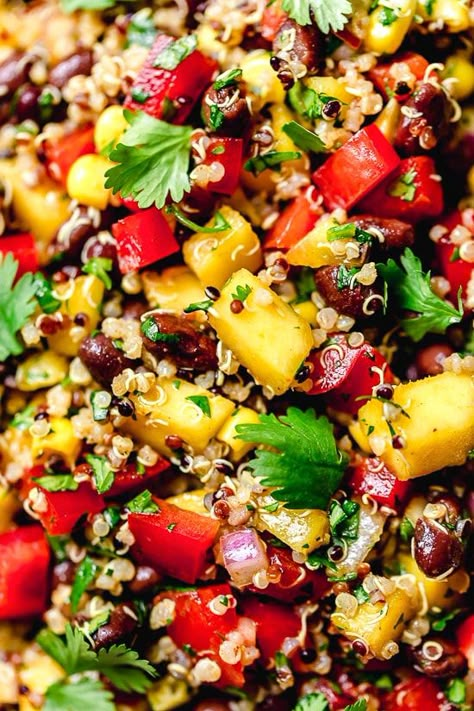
[126,378,235,456]
[209,269,314,395]
[142,266,205,313]
[216,406,261,462]
[255,495,330,554]
[31,416,81,467]
[350,372,474,479]
[182,206,263,289]
[166,489,209,516]
[398,552,468,613]
[286,213,361,269]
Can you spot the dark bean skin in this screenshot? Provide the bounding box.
[92,602,138,650]
[353,215,415,252]
[52,561,75,588]
[14,83,42,122]
[49,49,94,88]
[142,313,218,372]
[79,333,134,387]
[395,82,453,156]
[414,517,463,578]
[128,565,161,594]
[273,18,324,76]
[48,206,99,261]
[315,266,383,318]
[82,233,120,276]
[412,637,467,678]
[122,299,148,321]
[202,81,252,137]
[427,491,462,524]
[415,343,454,377]
[0,51,34,96]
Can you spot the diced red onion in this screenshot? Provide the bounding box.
[220,528,268,587]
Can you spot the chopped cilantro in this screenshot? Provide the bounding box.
[281,0,352,35]
[33,474,79,492]
[282,121,326,153]
[153,34,197,70]
[209,104,225,130]
[126,10,157,48]
[214,68,242,91]
[166,205,231,233]
[244,150,301,176]
[85,454,114,494]
[183,299,214,313]
[399,517,415,542]
[141,316,179,344]
[231,284,252,302]
[32,273,61,313]
[70,556,98,613]
[294,692,329,711]
[388,168,417,202]
[90,390,110,422]
[337,265,359,290]
[185,395,211,417]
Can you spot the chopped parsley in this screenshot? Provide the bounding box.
[33,474,79,492]
[153,34,197,70]
[70,556,98,613]
[0,253,37,361]
[213,68,242,91]
[388,168,417,202]
[83,257,113,290]
[85,454,114,494]
[380,7,398,25]
[231,284,252,302]
[209,104,225,130]
[33,273,61,313]
[282,121,326,153]
[327,222,373,244]
[166,205,231,233]
[126,10,157,48]
[185,395,211,417]
[399,517,415,542]
[337,265,359,290]
[329,498,360,541]
[184,299,214,314]
[282,0,352,34]
[126,489,160,514]
[446,678,466,705]
[288,83,343,120]
[244,150,301,176]
[429,607,461,632]
[141,316,179,344]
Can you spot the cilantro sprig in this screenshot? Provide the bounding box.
[244,150,301,176]
[378,248,463,342]
[105,110,192,209]
[166,204,231,233]
[0,253,37,361]
[44,678,114,711]
[282,0,353,34]
[236,407,348,509]
[282,121,326,153]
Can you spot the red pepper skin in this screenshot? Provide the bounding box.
[241,597,303,666]
[312,124,400,211]
[334,27,361,50]
[201,137,244,195]
[112,207,180,273]
[369,52,429,102]
[125,35,217,124]
[0,233,38,277]
[264,188,322,250]
[45,126,95,185]
[456,615,474,670]
[105,458,170,498]
[347,457,411,509]
[160,584,244,687]
[128,500,220,584]
[358,156,444,224]
[384,677,445,711]
[0,526,50,619]
[260,3,287,41]
[307,334,394,415]
[435,211,474,308]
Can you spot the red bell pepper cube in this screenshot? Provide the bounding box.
[385,677,445,711]
[128,499,220,584]
[334,27,361,50]
[456,615,474,669]
[312,124,400,211]
[358,156,444,224]
[200,137,243,195]
[160,584,244,687]
[105,458,170,498]
[369,52,430,102]
[307,334,394,415]
[124,34,217,125]
[264,188,322,250]
[435,210,474,307]
[0,232,38,277]
[347,456,411,509]
[0,526,50,619]
[112,207,180,273]
[241,597,303,666]
[260,2,287,41]
[45,125,95,185]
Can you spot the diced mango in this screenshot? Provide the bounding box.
[48,274,105,356]
[19,649,64,694]
[217,406,261,461]
[240,50,285,110]
[398,552,469,613]
[305,76,353,115]
[167,489,208,516]
[227,187,264,227]
[0,487,20,534]
[126,378,235,456]
[208,269,313,395]
[31,416,81,466]
[443,53,474,100]
[292,300,319,327]
[332,586,419,659]
[142,266,205,314]
[417,0,471,32]
[16,352,69,392]
[147,676,192,711]
[365,0,417,55]
[182,206,263,289]
[256,495,330,554]
[286,213,360,268]
[351,372,474,479]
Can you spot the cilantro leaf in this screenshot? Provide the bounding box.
[283,121,326,153]
[388,168,417,202]
[11,402,36,430]
[166,205,231,233]
[231,284,252,302]
[126,10,157,48]
[294,692,329,711]
[85,454,115,494]
[344,702,367,711]
[83,257,113,290]
[95,643,157,692]
[236,407,348,509]
[184,299,214,313]
[60,0,116,11]
[105,110,192,210]
[141,316,179,344]
[70,556,98,613]
[37,624,96,675]
[153,34,197,70]
[33,474,79,492]
[33,273,61,314]
[0,253,37,361]
[126,489,160,513]
[244,151,301,176]
[185,395,211,417]
[44,678,115,711]
[282,0,352,33]
[378,248,463,342]
[214,68,242,91]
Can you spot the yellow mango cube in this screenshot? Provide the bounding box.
[0,487,20,534]
[126,378,235,456]
[351,372,474,479]
[19,649,63,695]
[398,552,468,613]
[31,416,81,466]
[256,495,330,554]
[217,406,261,462]
[147,676,192,711]
[182,206,263,289]
[208,269,313,395]
[16,352,68,392]
[292,300,319,327]
[167,489,209,516]
[365,0,417,54]
[286,213,356,268]
[240,50,285,110]
[142,266,205,313]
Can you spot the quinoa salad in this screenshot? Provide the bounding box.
[0,0,474,709]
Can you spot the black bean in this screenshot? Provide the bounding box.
[314,265,383,319]
[353,215,415,252]
[412,637,467,678]
[0,51,34,96]
[14,83,43,122]
[414,517,463,578]
[142,313,217,372]
[273,18,324,76]
[92,602,138,649]
[201,82,252,137]
[395,82,453,156]
[79,333,134,387]
[49,49,94,88]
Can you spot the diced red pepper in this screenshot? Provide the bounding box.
[384,677,445,711]
[347,456,411,509]
[45,125,95,185]
[0,526,50,619]
[200,137,244,195]
[160,584,244,687]
[106,458,170,498]
[124,34,217,124]
[334,27,362,50]
[120,195,142,212]
[306,679,355,710]
[128,499,220,584]
[264,188,322,250]
[260,2,287,41]
[456,615,474,670]
[435,210,474,308]
[312,124,400,211]
[241,597,303,666]
[307,334,394,415]
[358,156,444,223]
[112,207,180,273]
[0,232,38,277]
[369,52,430,102]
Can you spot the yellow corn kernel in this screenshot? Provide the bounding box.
[240,50,285,111]
[167,489,208,515]
[217,406,261,462]
[66,153,113,209]
[468,165,474,195]
[48,274,105,356]
[292,299,319,327]
[365,0,417,54]
[142,266,205,314]
[147,676,192,711]
[15,352,68,392]
[443,53,474,101]
[428,0,471,32]
[182,206,263,289]
[31,416,81,466]
[375,97,402,142]
[398,552,469,612]
[94,105,129,153]
[256,495,330,553]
